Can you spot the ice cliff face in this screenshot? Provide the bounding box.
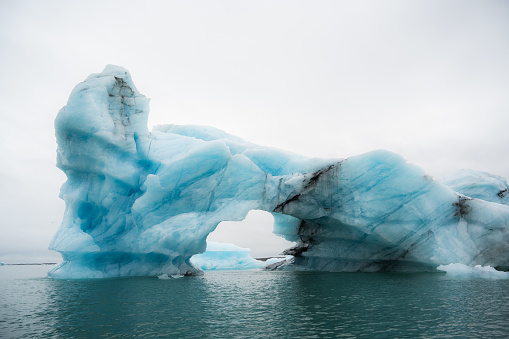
[49,66,509,278]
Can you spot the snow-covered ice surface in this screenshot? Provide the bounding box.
[190,242,264,270]
[48,66,509,279]
[437,263,509,279]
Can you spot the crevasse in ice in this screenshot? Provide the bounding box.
[48,66,509,278]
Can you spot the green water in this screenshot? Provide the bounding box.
[1,265,508,338]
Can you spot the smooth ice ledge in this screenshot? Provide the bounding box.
[190,242,264,270]
[49,66,509,279]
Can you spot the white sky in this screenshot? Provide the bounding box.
[1,0,508,262]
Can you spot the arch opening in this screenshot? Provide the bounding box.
[203,210,296,261]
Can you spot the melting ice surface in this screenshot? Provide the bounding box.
[48,66,509,279]
[190,242,264,270]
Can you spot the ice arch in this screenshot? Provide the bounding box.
[48,66,509,279]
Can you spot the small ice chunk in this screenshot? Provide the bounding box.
[190,241,264,270]
[157,273,184,279]
[437,263,509,279]
[264,255,293,265]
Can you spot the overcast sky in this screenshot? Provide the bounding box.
[1,0,508,262]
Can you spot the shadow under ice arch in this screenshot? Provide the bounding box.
[48,66,509,279]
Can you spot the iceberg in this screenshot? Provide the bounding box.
[190,242,264,270]
[437,263,509,279]
[48,66,509,279]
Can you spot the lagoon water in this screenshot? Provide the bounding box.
[1,265,509,338]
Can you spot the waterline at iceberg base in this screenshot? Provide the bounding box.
[49,66,509,279]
